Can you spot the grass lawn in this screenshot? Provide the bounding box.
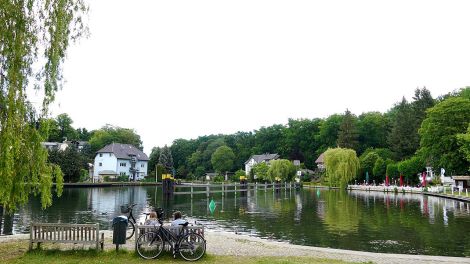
[0,241,365,264]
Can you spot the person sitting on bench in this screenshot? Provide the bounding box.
[171,211,188,227]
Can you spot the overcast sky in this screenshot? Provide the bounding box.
[47,0,470,153]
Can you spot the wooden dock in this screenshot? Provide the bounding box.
[173,182,300,196]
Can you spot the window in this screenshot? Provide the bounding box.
[109,153,112,157]
[120,172,126,176]
[99,162,102,166]
[99,153,102,157]
[141,164,144,168]
[120,162,126,167]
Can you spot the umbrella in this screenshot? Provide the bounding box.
[365,171,369,185]
[399,174,404,187]
[385,175,389,186]
[422,172,426,188]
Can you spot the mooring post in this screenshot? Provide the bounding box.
[222,182,224,196]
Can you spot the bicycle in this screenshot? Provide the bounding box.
[121,203,147,240]
[136,208,206,261]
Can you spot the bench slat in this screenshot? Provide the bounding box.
[30,223,103,250]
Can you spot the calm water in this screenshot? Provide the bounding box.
[2,186,470,257]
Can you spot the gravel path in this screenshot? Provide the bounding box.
[1,231,469,264]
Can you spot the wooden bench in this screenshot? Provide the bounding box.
[136,224,204,249]
[30,223,104,250]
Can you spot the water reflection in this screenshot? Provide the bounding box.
[6,186,470,257]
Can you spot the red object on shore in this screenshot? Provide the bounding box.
[399,175,404,187]
[422,172,426,187]
[385,175,389,186]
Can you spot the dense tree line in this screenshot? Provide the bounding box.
[149,87,470,183]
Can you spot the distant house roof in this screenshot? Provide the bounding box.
[245,153,280,164]
[315,152,325,164]
[97,143,149,161]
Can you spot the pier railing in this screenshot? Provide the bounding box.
[172,182,299,196]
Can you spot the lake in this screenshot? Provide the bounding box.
[2,186,470,257]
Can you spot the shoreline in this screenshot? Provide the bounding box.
[1,230,469,264]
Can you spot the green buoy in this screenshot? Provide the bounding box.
[209,199,216,214]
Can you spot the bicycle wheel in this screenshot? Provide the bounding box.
[126,220,135,239]
[178,233,206,261]
[136,231,164,259]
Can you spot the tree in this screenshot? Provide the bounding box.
[252,162,269,181]
[457,124,470,172]
[76,127,92,141]
[89,125,143,152]
[388,98,418,160]
[357,112,389,154]
[56,113,78,140]
[372,157,386,181]
[211,146,235,175]
[267,159,296,182]
[170,138,198,178]
[386,163,399,179]
[283,118,322,168]
[359,151,380,181]
[397,156,424,184]
[46,118,62,142]
[418,97,470,175]
[253,125,285,155]
[337,109,359,151]
[148,147,161,176]
[323,148,360,188]
[0,0,87,211]
[159,145,174,174]
[48,146,85,183]
[316,114,343,154]
[411,87,435,122]
[233,169,246,182]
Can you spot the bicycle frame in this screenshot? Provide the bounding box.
[128,210,136,223]
[150,222,184,250]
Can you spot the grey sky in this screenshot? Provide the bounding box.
[48,0,470,153]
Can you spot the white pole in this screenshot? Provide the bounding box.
[155,166,158,183]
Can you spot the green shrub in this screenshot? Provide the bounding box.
[117,175,128,182]
[213,175,224,182]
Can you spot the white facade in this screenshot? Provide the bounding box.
[245,158,256,175]
[94,152,118,176]
[93,152,148,181]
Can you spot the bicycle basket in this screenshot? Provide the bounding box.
[120,205,130,214]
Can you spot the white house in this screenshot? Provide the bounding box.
[93,143,149,181]
[244,153,280,175]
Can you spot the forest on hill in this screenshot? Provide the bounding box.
[44,87,470,184]
[148,87,470,184]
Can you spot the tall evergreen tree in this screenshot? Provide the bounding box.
[159,145,174,174]
[388,98,418,160]
[337,109,359,151]
[412,87,435,122]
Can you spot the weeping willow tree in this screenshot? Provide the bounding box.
[0,0,87,211]
[324,148,360,188]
